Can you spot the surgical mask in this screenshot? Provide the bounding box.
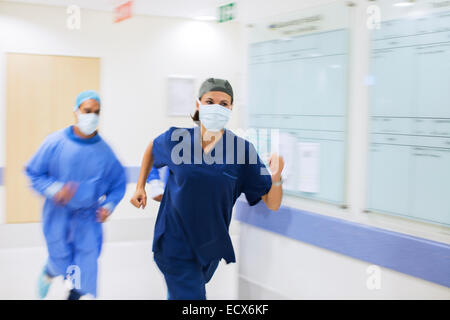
[76,112,99,135]
[198,99,231,132]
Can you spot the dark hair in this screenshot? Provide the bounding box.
[191,110,200,122]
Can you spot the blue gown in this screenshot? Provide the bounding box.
[24,126,127,297]
[151,126,272,299]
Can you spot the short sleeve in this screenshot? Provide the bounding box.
[147,166,161,182]
[152,128,173,169]
[242,142,272,206]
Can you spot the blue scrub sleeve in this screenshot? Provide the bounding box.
[24,135,63,200]
[101,159,127,214]
[242,143,273,206]
[147,167,161,182]
[152,128,173,169]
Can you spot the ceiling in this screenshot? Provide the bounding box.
[1,0,230,20]
[1,0,344,22]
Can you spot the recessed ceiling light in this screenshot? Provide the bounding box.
[394,1,415,7]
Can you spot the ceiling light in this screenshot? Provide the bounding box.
[394,1,415,7]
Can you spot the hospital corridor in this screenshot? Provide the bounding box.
[0,0,449,306]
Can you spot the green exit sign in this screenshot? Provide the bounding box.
[218,2,236,23]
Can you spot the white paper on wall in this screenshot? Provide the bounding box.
[278,132,298,191]
[167,76,195,116]
[297,142,320,193]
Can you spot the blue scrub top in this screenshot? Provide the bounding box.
[147,166,192,259]
[152,126,272,266]
[147,166,169,184]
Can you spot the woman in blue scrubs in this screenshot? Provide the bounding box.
[130,78,284,300]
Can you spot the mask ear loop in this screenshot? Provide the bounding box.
[194,98,202,125]
[196,98,208,144]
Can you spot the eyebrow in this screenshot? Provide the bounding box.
[83,108,100,112]
[205,98,230,104]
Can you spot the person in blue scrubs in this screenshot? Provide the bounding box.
[147,166,169,202]
[25,90,127,300]
[130,78,284,300]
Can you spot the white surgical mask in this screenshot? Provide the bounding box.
[198,99,231,132]
[76,112,99,136]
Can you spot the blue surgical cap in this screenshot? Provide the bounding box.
[74,90,101,111]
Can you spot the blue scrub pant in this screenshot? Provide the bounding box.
[43,204,102,297]
[153,252,220,300]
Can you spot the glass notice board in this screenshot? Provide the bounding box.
[367,2,450,226]
[246,1,351,205]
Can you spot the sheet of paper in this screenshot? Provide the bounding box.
[297,142,320,193]
[167,76,195,116]
[278,132,298,191]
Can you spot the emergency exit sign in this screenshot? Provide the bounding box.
[218,2,236,23]
[114,0,133,23]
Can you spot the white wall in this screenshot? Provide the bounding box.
[238,223,450,299]
[234,0,450,299]
[237,0,450,244]
[0,1,243,299]
[0,1,245,223]
[0,0,449,300]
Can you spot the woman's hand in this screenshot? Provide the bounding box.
[131,141,154,209]
[262,153,284,211]
[130,188,147,209]
[268,153,284,182]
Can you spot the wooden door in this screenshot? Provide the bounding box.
[5,53,100,223]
